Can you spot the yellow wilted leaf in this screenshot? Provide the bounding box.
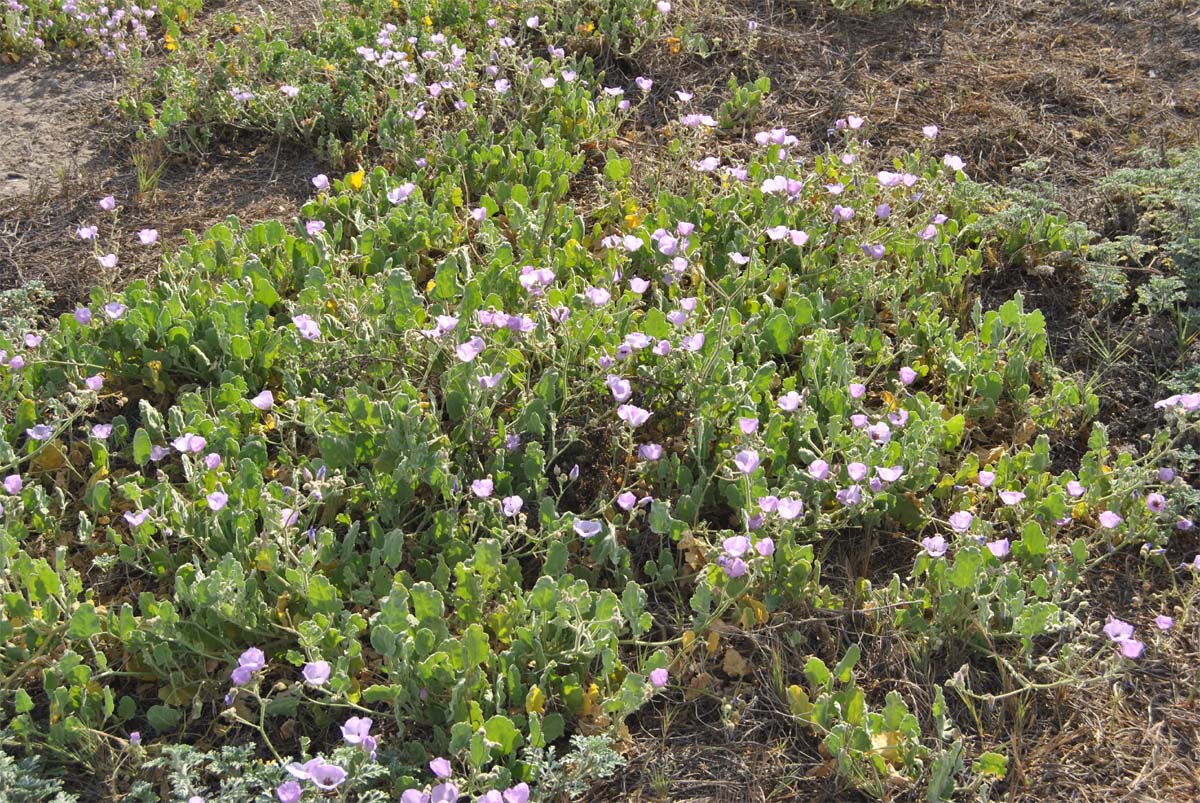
[525,684,545,714]
[666,36,681,54]
[1101,464,1112,474]
[681,630,696,651]
[164,33,177,51]
[870,730,903,767]
[581,683,600,717]
[326,298,339,315]
[722,648,751,677]
[705,630,721,655]
[423,15,432,26]
[787,684,812,719]
[1072,501,1088,520]
[88,466,109,489]
[348,169,365,190]
[881,390,896,410]
[426,279,437,293]
[744,596,769,625]
[31,441,67,472]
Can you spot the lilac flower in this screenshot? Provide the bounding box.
[98,253,118,269]
[729,252,750,265]
[861,243,886,260]
[303,660,331,686]
[680,333,705,352]
[500,495,524,517]
[866,421,891,444]
[876,203,892,219]
[922,535,948,557]
[777,391,802,411]
[849,383,866,400]
[292,314,320,340]
[103,301,127,320]
[1179,519,1195,532]
[574,519,603,538]
[1104,618,1134,642]
[99,194,116,211]
[82,374,104,392]
[250,390,274,411]
[431,783,458,803]
[949,511,973,533]
[986,538,1010,558]
[277,781,303,803]
[846,462,867,482]
[286,758,324,781]
[585,287,611,307]
[310,763,347,790]
[734,449,761,474]
[889,410,909,429]
[91,423,113,439]
[724,536,751,558]
[899,366,917,385]
[137,228,158,245]
[428,756,452,779]
[312,174,329,190]
[471,478,494,498]
[918,224,938,240]
[1145,493,1166,513]
[150,445,170,461]
[923,124,939,139]
[1155,615,1174,630]
[1158,467,1175,483]
[977,471,996,488]
[1098,511,1122,529]
[124,510,150,527]
[77,225,98,240]
[505,434,522,451]
[129,731,141,746]
[720,556,748,578]
[809,459,830,480]
[639,443,663,461]
[231,665,253,686]
[877,465,904,483]
[617,404,651,427]
[470,207,487,222]
[207,490,229,511]
[617,491,638,511]
[833,204,855,223]
[3,475,21,495]
[622,234,643,253]
[75,306,93,325]
[456,337,485,362]
[759,495,779,513]
[279,85,300,98]
[1119,640,1145,659]
[479,371,505,389]
[836,485,863,506]
[341,716,373,745]
[1066,480,1085,497]
[756,537,775,556]
[777,498,803,520]
[238,647,265,671]
[7,355,23,371]
[943,154,966,172]
[402,791,431,803]
[306,220,326,236]
[999,490,1025,506]
[738,417,759,434]
[26,424,53,441]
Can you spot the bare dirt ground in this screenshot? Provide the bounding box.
[0,61,319,310]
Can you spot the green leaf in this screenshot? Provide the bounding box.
[483,714,521,755]
[14,689,33,714]
[146,704,180,732]
[463,624,490,667]
[1020,521,1047,558]
[132,428,152,465]
[975,750,1008,778]
[67,603,102,640]
[804,656,832,689]
[833,643,860,683]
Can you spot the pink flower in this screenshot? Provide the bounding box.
[456,337,485,362]
[1119,639,1145,659]
[977,470,996,488]
[943,154,966,172]
[899,366,917,385]
[312,174,329,190]
[250,390,274,410]
[808,459,830,480]
[1103,618,1134,642]
[949,511,973,532]
[99,195,116,211]
[738,417,758,434]
[471,478,494,498]
[574,519,602,538]
[650,667,669,687]
[207,490,229,511]
[999,490,1025,506]
[1098,511,1122,529]
[98,253,118,269]
[986,538,1010,558]
[922,125,939,139]
[137,229,158,245]
[430,757,452,779]
[1155,615,1174,630]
